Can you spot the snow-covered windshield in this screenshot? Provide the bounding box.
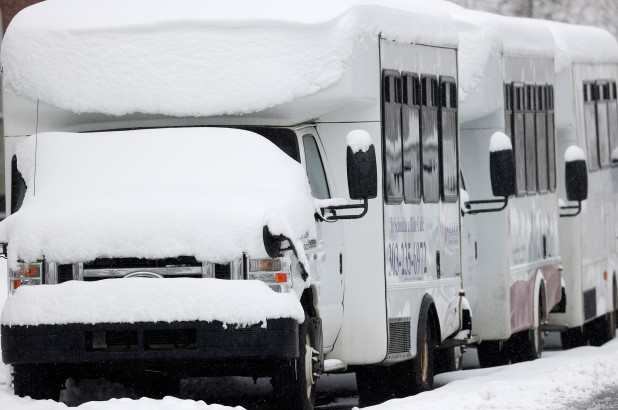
[0,127,317,269]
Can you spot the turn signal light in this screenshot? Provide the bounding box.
[20,264,41,278]
[275,273,288,283]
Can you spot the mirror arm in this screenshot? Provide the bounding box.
[560,201,582,218]
[319,198,369,221]
[463,197,509,215]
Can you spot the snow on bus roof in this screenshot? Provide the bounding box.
[545,20,618,73]
[439,2,555,100]
[1,0,457,118]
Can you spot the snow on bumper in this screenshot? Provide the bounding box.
[1,278,304,365]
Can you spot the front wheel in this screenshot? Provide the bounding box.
[272,316,316,409]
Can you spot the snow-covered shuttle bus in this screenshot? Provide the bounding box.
[545,22,618,348]
[0,1,517,407]
[447,7,566,367]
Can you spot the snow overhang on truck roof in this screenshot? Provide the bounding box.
[545,20,618,73]
[440,2,555,102]
[1,0,458,118]
[0,127,317,269]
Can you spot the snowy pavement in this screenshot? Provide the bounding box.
[0,336,617,409]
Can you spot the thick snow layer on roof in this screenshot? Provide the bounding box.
[439,2,555,100]
[545,20,618,73]
[1,278,305,326]
[1,0,457,117]
[0,128,316,270]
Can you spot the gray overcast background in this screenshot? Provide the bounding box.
[449,0,618,40]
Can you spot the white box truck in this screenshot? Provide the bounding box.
[545,21,618,348]
[0,1,517,407]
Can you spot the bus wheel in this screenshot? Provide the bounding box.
[477,341,509,368]
[272,315,315,410]
[434,346,463,374]
[411,316,434,393]
[561,326,587,349]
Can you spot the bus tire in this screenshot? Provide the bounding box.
[477,341,509,368]
[272,314,315,410]
[561,326,587,349]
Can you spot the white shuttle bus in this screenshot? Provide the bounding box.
[546,22,618,348]
[0,1,517,407]
[449,8,564,366]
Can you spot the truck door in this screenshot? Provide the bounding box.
[299,129,344,350]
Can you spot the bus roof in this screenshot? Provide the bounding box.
[1,0,458,118]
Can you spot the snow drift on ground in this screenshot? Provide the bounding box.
[368,339,618,409]
[1,0,457,117]
[1,278,305,326]
[0,128,316,271]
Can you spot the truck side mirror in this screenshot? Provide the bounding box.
[489,132,516,198]
[565,146,588,202]
[561,145,587,217]
[463,132,514,215]
[346,130,377,200]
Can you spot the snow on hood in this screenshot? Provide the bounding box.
[1,278,305,326]
[0,127,317,269]
[545,20,618,73]
[439,2,555,101]
[1,0,457,117]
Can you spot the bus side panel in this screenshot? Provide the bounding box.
[380,39,462,361]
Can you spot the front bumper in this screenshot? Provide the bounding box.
[2,318,299,365]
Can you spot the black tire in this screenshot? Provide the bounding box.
[356,366,395,407]
[13,364,64,401]
[509,326,544,363]
[434,346,463,374]
[510,292,545,363]
[410,315,434,393]
[477,341,509,368]
[561,326,587,349]
[587,312,616,346]
[272,315,315,410]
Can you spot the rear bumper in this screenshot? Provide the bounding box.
[2,318,299,365]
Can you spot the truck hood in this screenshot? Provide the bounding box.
[0,128,317,269]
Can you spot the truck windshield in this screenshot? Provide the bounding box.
[244,127,300,163]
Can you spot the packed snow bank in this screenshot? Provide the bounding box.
[0,386,241,410]
[1,0,457,117]
[1,278,304,326]
[0,128,316,270]
[546,20,618,73]
[489,131,512,152]
[367,339,618,409]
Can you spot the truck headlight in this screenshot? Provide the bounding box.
[10,261,44,294]
[248,257,292,292]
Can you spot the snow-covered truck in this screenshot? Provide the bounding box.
[445,7,567,367]
[544,21,618,348]
[0,1,517,407]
